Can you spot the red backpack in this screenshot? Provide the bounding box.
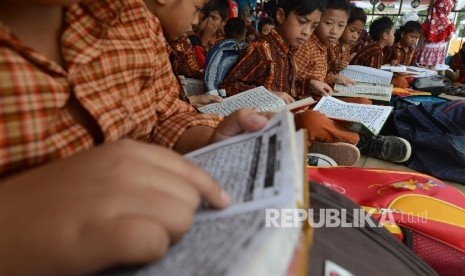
[308,167,465,275]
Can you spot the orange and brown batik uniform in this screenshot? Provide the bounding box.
[169,35,204,79]
[220,30,360,145]
[383,42,417,66]
[294,34,334,86]
[328,42,352,74]
[351,43,384,69]
[220,29,302,98]
[0,0,220,176]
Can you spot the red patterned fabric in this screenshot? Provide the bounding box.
[422,0,456,43]
[416,42,448,66]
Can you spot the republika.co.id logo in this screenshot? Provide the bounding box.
[265,208,428,228]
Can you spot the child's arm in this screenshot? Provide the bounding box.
[0,140,230,276]
[173,109,269,154]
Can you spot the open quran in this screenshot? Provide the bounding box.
[314,96,393,136]
[334,82,393,102]
[337,65,394,102]
[198,86,315,116]
[107,111,311,276]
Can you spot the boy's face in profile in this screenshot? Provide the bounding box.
[340,19,365,46]
[278,9,321,49]
[385,27,396,46]
[151,0,207,41]
[400,31,420,47]
[315,9,348,46]
[261,24,274,36]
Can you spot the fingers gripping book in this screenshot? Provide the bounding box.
[107,111,310,276]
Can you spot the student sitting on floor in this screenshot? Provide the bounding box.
[0,0,272,274]
[221,0,360,166]
[351,16,395,69]
[383,20,422,66]
[293,0,410,164]
[221,0,410,165]
[294,0,355,99]
[328,5,367,74]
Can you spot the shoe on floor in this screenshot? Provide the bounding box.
[309,142,360,166]
[358,135,412,163]
[306,153,338,167]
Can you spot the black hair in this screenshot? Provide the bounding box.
[201,0,213,16]
[348,5,367,24]
[394,20,422,43]
[208,0,230,20]
[326,0,350,16]
[258,17,275,32]
[277,0,327,18]
[369,16,394,41]
[224,17,247,39]
[401,20,422,35]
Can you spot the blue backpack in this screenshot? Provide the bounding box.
[393,100,465,183]
[204,39,247,92]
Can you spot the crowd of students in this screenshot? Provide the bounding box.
[0,0,455,274]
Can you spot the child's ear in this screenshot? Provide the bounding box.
[276,8,286,25]
[400,32,405,39]
[382,31,388,40]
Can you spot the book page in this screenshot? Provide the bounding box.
[340,65,393,85]
[405,66,438,78]
[180,76,205,97]
[380,64,407,73]
[313,96,393,135]
[333,82,393,102]
[274,97,316,112]
[107,111,303,276]
[198,86,285,116]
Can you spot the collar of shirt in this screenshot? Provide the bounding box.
[0,20,66,76]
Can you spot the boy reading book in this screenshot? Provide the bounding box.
[220,0,367,165]
[383,20,422,66]
[0,0,271,274]
[328,5,367,74]
[294,0,355,98]
[351,16,395,69]
[221,0,411,165]
[291,0,410,164]
[220,0,322,102]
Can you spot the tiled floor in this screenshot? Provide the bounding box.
[356,155,465,193]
